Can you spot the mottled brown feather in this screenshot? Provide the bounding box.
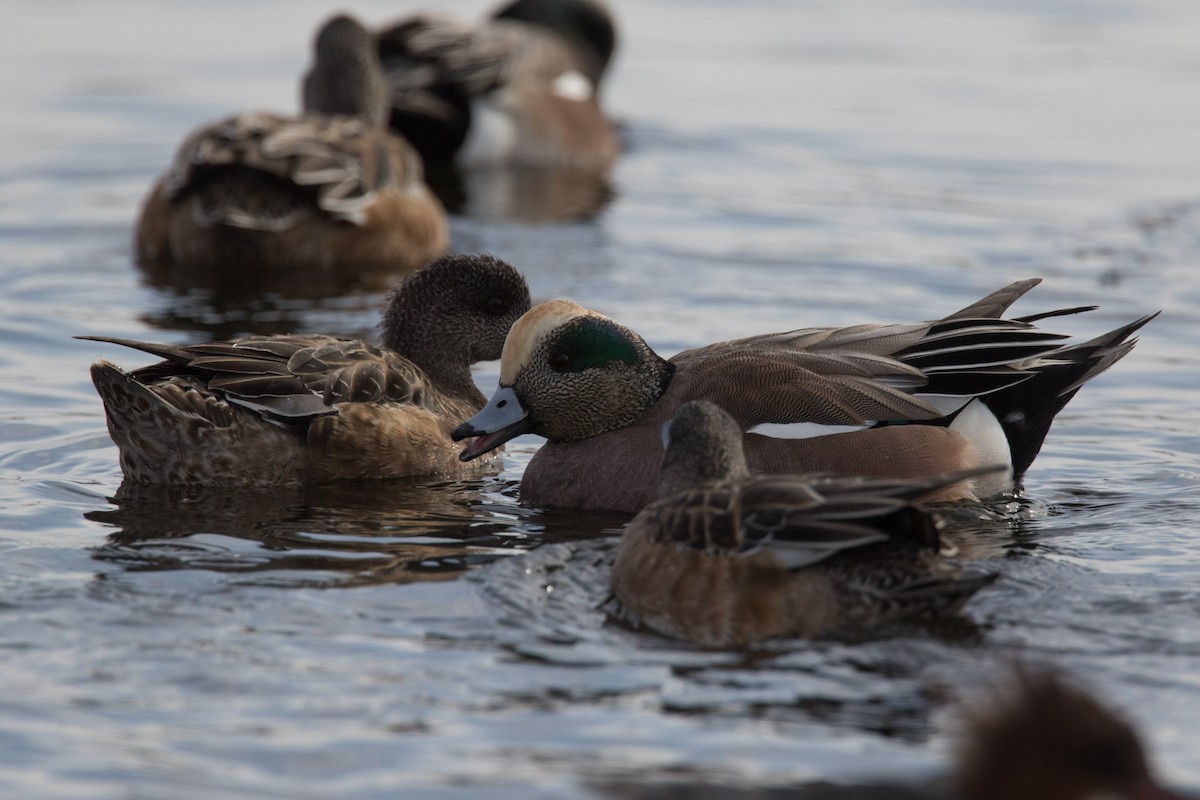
[83,254,531,487]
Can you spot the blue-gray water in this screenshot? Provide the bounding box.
[2,0,1199,796]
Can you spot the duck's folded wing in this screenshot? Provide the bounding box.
[284,342,435,408]
[378,15,507,104]
[672,324,941,426]
[378,14,583,110]
[737,475,952,569]
[651,477,900,567]
[77,335,436,428]
[673,313,1071,427]
[648,470,998,569]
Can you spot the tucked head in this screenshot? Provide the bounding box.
[657,400,749,498]
[303,14,390,126]
[381,254,531,376]
[453,300,674,459]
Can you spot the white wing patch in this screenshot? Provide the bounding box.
[747,422,870,440]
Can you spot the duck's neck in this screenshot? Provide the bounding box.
[656,433,748,499]
[604,355,675,437]
[303,19,390,127]
[387,325,480,404]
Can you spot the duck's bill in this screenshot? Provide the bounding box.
[452,386,534,462]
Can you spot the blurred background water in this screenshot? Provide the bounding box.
[2,0,1199,796]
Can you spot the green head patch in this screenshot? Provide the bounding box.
[547,316,643,373]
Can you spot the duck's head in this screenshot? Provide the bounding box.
[381,254,531,379]
[656,400,749,498]
[303,14,390,127]
[453,300,674,460]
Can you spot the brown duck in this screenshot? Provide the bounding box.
[80,254,529,487]
[136,14,448,276]
[610,400,997,647]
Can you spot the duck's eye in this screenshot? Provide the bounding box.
[486,296,505,315]
[550,353,571,372]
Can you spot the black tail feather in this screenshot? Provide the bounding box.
[982,313,1157,479]
[1012,305,1097,324]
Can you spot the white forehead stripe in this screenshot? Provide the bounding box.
[499,300,599,384]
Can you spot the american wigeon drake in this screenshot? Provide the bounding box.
[609,400,996,647]
[375,0,618,170]
[452,279,1155,512]
[136,14,448,276]
[954,668,1190,800]
[79,254,530,487]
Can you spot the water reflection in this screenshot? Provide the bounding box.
[136,246,419,305]
[86,476,625,587]
[88,477,519,586]
[135,284,380,341]
[428,162,615,223]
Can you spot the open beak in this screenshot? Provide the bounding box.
[452,386,534,461]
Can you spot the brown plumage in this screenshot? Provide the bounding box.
[955,667,1189,800]
[593,668,1191,799]
[610,401,997,647]
[80,254,530,487]
[136,14,447,277]
[453,280,1155,512]
[376,0,618,170]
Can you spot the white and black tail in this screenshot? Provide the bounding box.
[974,312,1156,479]
[895,303,1155,481]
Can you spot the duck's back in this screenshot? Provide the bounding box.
[137,112,446,272]
[377,9,617,170]
[88,334,484,487]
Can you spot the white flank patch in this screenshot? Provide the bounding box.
[457,98,517,168]
[747,422,869,440]
[551,70,593,102]
[949,398,1014,492]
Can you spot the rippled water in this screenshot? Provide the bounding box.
[3,0,1200,796]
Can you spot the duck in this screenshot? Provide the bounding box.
[452,279,1155,513]
[375,0,619,171]
[79,254,530,487]
[136,14,448,277]
[592,668,1191,799]
[953,667,1190,800]
[609,400,997,647]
